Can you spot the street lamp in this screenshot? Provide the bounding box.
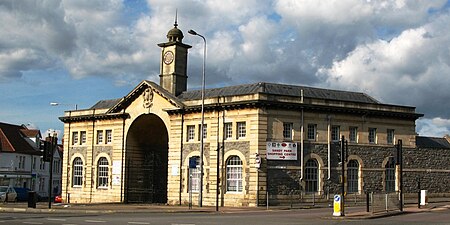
[188,29,206,207]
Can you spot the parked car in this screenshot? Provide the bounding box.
[0,186,17,202]
[54,195,62,203]
[13,187,41,202]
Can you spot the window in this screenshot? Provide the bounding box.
[18,156,26,169]
[368,128,377,144]
[72,157,83,187]
[385,158,395,193]
[187,125,195,141]
[347,160,359,193]
[189,157,200,192]
[305,159,318,192]
[331,126,340,142]
[106,130,112,144]
[72,132,79,145]
[226,156,243,192]
[39,158,45,170]
[349,127,358,143]
[198,124,207,141]
[80,131,87,145]
[237,122,246,139]
[39,177,45,192]
[307,124,316,141]
[387,129,395,145]
[224,123,232,139]
[283,122,293,140]
[53,159,61,174]
[97,157,109,188]
[32,157,36,170]
[97,130,103,144]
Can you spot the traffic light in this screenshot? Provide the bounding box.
[43,140,51,162]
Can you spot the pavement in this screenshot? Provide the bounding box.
[0,200,449,220]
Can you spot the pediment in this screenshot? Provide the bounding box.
[107,80,185,113]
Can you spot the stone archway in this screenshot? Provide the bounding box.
[125,114,168,203]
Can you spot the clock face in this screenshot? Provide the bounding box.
[164,51,174,65]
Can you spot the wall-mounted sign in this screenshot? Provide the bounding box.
[266,142,298,160]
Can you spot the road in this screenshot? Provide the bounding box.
[0,207,449,225]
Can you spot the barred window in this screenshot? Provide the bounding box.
[97,130,103,144]
[226,156,243,192]
[106,130,112,144]
[331,125,340,142]
[349,127,358,143]
[387,129,395,145]
[347,160,359,193]
[97,157,109,188]
[237,122,246,138]
[189,157,200,192]
[305,159,318,192]
[187,125,195,141]
[283,122,293,140]
[72,132,78,145]
[385,158,396,193]
[307,124,316,141]
[369,128,377,144]
[80,131,87,145]
[72,157,83,187]
[224,123,233,139]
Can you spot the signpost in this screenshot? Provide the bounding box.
[266,142,298,160]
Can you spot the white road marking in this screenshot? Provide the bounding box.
[128,222,151,225]
[172,224,196,225]
[22,222,43,224]
[85,220,107,223]
[48,218,67,221]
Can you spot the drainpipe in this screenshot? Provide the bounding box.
[179,111,184,205]
[89,109,96,203]
[120,109,126,202]
[327,115,331,180]
[300,90,304,181]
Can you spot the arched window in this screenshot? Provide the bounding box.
[189,156,200,192]
[72,157,83,187]
[347,160,359,193]
[226,156,243,192]
[385,158,396,192]
[97,157,109,188]
[305,159,318,192]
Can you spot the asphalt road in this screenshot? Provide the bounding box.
[1,207,450,225]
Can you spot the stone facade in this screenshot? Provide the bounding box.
[59,24,450,207]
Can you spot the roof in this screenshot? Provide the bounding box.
[0,122,41,155]
[90,99,121,110]
[416,136,450,149]
[177,82,380,104]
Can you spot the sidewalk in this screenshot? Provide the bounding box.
[0,201,449,220]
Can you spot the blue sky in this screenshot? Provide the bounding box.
[1,0,450,138]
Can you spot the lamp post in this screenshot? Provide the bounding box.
[188,29,206,207]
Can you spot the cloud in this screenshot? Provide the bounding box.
[321,13,450,119]
[417,118,450,137]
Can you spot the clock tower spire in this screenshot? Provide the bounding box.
[157,14,191,96]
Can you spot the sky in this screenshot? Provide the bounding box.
[1,0,450,139]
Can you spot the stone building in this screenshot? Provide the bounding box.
[59,23,449,207]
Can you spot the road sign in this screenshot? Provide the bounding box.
[266,142,297,160]
[333,194,343,216]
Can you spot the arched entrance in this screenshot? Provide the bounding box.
[125,114,168,203]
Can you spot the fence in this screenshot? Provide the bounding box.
[266,190,401,212]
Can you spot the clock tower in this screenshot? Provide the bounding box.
[158,19,191,96]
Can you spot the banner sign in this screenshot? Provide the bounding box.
[266,142,298,160]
